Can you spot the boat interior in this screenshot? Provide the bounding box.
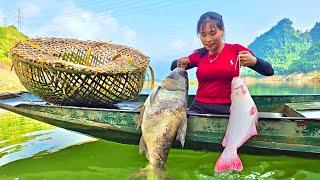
[0,91,319,120]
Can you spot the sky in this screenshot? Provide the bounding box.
[1,0,319,79]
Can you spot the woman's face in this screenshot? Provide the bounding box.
[199,20,224,54]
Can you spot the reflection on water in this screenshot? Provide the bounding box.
[0,111,96,167]
[248,82,320,95]
[0,128,96,167]
[0,111,320,179]
[142,81,320,95]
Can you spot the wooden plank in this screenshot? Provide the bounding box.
[298,110,320,118]
[284,102,320,118]
[283,104,304,117]
[0,92,21,100]
[285,102,320,110]
[259,112,284,118]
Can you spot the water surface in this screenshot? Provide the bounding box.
[1,111,319,179]
[142,81,320,95]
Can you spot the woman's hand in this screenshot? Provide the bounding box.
[238,51,257,67]
[177,57,189,68]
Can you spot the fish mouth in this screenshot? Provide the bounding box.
[172,68,188,78]
[169,69,188,92]
[179,70,188,83]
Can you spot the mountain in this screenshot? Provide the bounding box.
[0,25,28,64]
[248,18,313,74]
[310,22,320,43]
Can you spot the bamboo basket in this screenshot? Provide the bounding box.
[10,38,150,107]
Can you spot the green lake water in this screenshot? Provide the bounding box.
[1,111,320,179]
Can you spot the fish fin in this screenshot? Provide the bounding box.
[149,85,161,104]
[139,136,149,160]
[214,148,243,173]
[237,122,258,148]
[176,116,188,148]
[222,136,227,147]
[135,106,145,129]
[250,106,259,125]
[250,106,258,116]
[222,128,229,147]
[240,85,247,95]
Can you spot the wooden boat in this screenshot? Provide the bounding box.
[0,92,320,154]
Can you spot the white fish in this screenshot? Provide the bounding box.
[214,76,259,173]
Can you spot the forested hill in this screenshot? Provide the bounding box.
[0,26,28,64]
[248,18,320,75]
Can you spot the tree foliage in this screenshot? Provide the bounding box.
[0,26,28,64]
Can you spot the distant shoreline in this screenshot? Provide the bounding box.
[144,72,320,88]
[0,62,319,93]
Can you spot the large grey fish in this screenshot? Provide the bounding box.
[131,67,189,179]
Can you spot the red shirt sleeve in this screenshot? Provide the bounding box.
[233,44,253,54]
[187,51,200,67]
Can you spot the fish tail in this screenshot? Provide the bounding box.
[128,164,170,180]
[214,148,243,173]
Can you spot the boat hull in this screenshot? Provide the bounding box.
[1,92,320,154]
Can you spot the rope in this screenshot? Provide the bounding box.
[237,54,243,78]
[85,48,92,66]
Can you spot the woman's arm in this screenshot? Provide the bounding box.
[249,56,274,76]
[238,51,274,76]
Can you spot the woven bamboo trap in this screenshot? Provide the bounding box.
[10,38,152,107]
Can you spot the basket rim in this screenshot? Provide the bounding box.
[11,37,150,74]
[12,57,148,75]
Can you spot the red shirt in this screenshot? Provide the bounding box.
[188,43,252,104]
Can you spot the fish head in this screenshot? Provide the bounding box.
[165,68,189,92]
[148,68,188,104]
[231,76,248,96]
[231,76,244,89]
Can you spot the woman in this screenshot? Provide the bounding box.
[171,11,274,114]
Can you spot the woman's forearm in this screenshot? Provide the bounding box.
[249,57,274,76]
